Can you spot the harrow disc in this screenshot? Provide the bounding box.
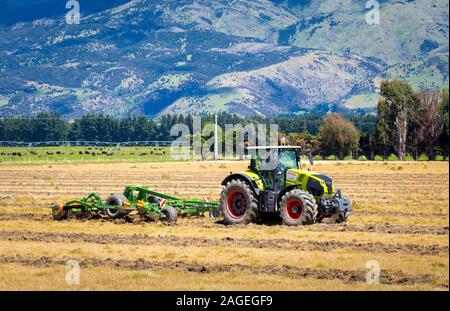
[209,208,221,219]
[106,194,129,219]
[160,206,177,224]
[51,203,67,220]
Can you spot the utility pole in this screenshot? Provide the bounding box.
[214,114,219,160]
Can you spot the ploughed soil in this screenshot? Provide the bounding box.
[1,230,447,256]
[0,254,441,287]
[1,212,448,236]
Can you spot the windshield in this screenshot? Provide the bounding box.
[251,149,299,171]
[278,150,298,169]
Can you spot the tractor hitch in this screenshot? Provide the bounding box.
[319,196,352,216]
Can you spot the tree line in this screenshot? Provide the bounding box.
[0,111,377,144]
[285,81,448,160]
[0,80,448,160]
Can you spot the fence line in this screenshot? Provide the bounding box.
[0,141,178,148]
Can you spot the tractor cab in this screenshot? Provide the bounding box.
[220,146,352,226]
[248,146,305,191]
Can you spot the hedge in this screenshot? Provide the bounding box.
[387,154,399,161]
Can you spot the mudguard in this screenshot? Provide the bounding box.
[221,171,264,195]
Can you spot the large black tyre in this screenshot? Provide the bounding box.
[280,189,318,226]
[160,206,178,224]
[220,179,259,225]
[106,194,129,219]
[51,203,67,221]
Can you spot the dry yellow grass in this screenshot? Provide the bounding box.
[0,161,448,290]
[0,240,447,279]
[0,264,439,291]
[0,219,448,246]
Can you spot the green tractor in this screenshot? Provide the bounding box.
[219,146,351,226]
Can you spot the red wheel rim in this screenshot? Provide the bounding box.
[226,190,247,218]
[286,198,302,220]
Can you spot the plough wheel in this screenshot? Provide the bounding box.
[106,194,129,219]
[209,208,221,219]
[160,206,177,224]
[51,203,67,221]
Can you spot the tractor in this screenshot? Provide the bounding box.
[219,146,351,226]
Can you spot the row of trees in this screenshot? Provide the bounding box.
[0,112,377,144]
[376,80,448,160]
[307,81,448,160]
[0,80,448,160]
[0,114,160,142]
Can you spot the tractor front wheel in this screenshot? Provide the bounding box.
[220,179,259,225]
[280,189,318,226]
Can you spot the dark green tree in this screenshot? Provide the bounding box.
[437,89,449,156]
[0,117,33,141]
[317,113,360,159]
[67,119,83,141]
[32,112,68,141]
[377,80,419,160]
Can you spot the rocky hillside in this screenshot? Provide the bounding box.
[0,0,447,117]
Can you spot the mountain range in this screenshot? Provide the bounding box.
[0,0,448,118]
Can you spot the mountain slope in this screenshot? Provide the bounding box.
[277,0,449,91]
[162,51,383,116]
[0,0,447,117]
[277,0,448,62]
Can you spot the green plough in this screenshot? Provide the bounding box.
[51,185,220,224]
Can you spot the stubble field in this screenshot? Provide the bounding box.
[0,160,448,290]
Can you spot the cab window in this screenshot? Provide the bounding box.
[279,150,298,169]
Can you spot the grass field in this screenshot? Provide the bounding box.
[0,160,448,290]
[0,146,173,163]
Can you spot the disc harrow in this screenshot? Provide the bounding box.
[51,185,220,224]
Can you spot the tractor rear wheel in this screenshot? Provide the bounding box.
[280,189,318,226]
[220,179,259,225]
[106,194,129,219]
[160,206,177,224]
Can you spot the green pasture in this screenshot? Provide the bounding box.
[0,146,178,164]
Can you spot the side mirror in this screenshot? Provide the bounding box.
[308,153,314,166]
[304,149,314,166]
